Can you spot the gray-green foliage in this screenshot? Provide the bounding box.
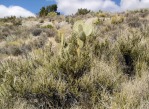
[72,19,96,57]
[73,20,94,37]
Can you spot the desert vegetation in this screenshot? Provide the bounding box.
[39,4,60,17]
[1,9,149,109]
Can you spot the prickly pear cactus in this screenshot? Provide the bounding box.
[73,19,94,37]
[83,23,93,36]
[61,33,64,47]
[77,38,84,48]
[73,20,84,33]
[78,31,86,42]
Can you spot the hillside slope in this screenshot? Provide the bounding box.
[1,9,149,109]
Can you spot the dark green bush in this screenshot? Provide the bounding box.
[76,8,90,15]
[32,28,42,36]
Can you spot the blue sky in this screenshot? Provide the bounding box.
[1,0,149,17]
[0,0,56,14]
[0,0,119,14]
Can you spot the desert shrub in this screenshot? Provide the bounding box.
[28,35,48,49]
[92,39,110,58]
[12,19,22,26]
[139,12,149,18]
[0,45,23,56]
[53,51,90,79]
[42,24,53,29]
[111,15,124,24]
[65,17,74,25]
[126,16,141,28]
[0,35,47,56]
[76,8,90,15]
[65,17,70,23]
[114,73,149,109]
[138,9,149,17]
[117,29,148,77]
[0,27,11,40]
[39,7,48,17]
[1,16,22,26]
[100,24,113,33]
[0,41,23,56]
[0,34,91,108]
[55,34,61,43]
[43,28,57,37]
[46,4,58,13]
[39,4,59,17]
[94,18,103,25]
[39,19,44,23]
[47,12,57,17]
[1,16,16,22]
[8,45,23,56]
[98,12,106,17]
[32,28,42,36]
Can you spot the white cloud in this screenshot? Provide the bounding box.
[56,0,120,15]
[120,0,149,11]
[56,0,149,15]
[0,5,35,18]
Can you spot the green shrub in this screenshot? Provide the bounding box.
[32,28,42,36]
[1,16,16,22]
[27,35,48,49]
[111,15,124,24]
[42,24,53,29]
[39,4,59,17]
[12,19,22,26]
[76,8,90,15]
[94,18,103,25]
[39,19,44,23]
[47,12,57,17]
[98,12,106,17]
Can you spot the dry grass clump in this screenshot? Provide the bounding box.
[0,16,22,26]
[97,12,107,17]
[111,15,124,24]
[1,9,149,109]
[0,27,11,40]
[31,27,57,37]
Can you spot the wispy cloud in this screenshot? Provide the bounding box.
[56,0,120,15]
[120,0,149,11]
[0,5,35,18]
[56,0,149,15]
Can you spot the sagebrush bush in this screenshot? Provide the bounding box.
[43,28,57,37]
[0,27,11,41]
[98,12,107,17]
[32,28,42,36]
[47,12,57,17]
[42,24,53,29]
[12,19,22,26]
[39,19,44,23]
[126,16,141,28]
[76,8,90,15]
[111,15,124,24]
